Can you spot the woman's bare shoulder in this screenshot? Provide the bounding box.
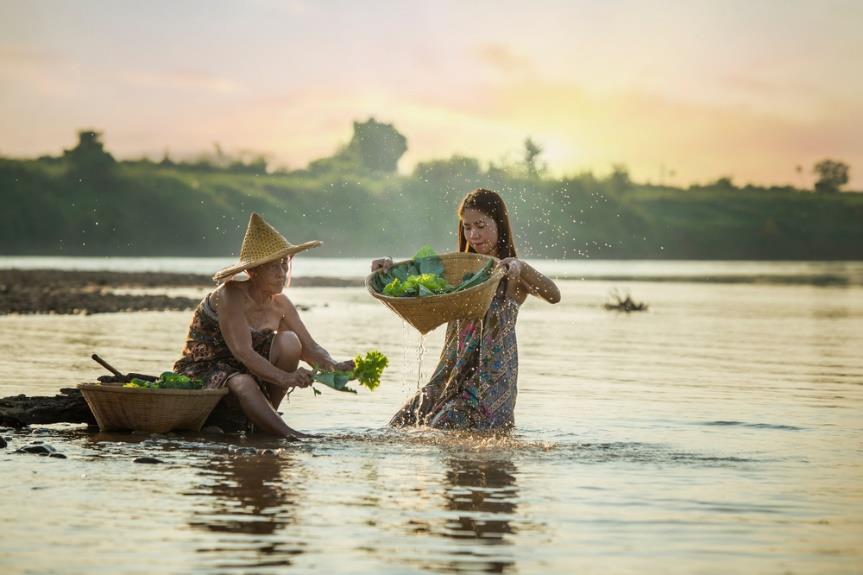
[269,292,295,311]
[211,282,244,312]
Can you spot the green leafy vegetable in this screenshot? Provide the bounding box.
[372,246,495,298]
[123,371,204,390]
[383,273,452,297]
[414,245,445,277]
[383,277,407,297]
[352,350,389,391]
[404,273,451,294]
[455,260,494,291]
[390,262,415,283]
[413,245,437,259]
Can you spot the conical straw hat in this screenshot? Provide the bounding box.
[213,213,321,282]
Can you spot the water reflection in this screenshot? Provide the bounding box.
[188,452,306,571]
[427,454,521,574]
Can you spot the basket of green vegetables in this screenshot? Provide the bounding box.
[366,248,505,334]
[78,372,227,433]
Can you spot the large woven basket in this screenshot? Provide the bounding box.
[366,252,505,334]
[78,383,228,433]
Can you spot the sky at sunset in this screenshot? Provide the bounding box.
[2,0,862,187]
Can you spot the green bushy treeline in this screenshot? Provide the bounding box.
[1,123,862,259]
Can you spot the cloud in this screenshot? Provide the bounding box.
[122,70,243,94]
[0,43,85,103]
[475,43,532,75]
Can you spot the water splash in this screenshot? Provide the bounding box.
[413,332,428,426]
[401,320,410,392]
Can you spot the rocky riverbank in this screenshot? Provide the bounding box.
[0,269,362,314]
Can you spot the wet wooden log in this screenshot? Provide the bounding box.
[0,388,96,427]
[0,387,248,432]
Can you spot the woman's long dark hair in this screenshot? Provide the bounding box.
[457,188,517,259]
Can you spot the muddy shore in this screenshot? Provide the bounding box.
[0,269,362,315]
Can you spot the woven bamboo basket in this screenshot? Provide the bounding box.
[366,252,505,334]
[78,383,228,433]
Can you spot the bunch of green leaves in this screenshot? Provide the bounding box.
[312,350,389,394]
[383,273,452,297]
[371,245,495,298]
[373,245,449,297]
[123,371,204,390]
[352,350,388,391]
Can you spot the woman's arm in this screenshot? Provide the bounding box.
[520,262,561,303]
[218,286,306,389]
[276,295,350,372]
[501,259,561,304]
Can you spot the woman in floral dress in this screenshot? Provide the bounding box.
[374,189,560,430]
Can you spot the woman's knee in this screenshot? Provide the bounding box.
[271,330,302,363]
[227,374,261,398]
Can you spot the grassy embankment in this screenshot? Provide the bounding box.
[1,158,862,259]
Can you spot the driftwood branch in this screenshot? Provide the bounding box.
[603,288,649,312]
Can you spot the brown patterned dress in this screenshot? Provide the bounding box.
[173,293,276,392]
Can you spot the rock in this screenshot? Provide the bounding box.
[133,457,164,464]
[0,436,6,448]
[201,425,225,435]
[49,453,67,459]
[17,444,56,455]
[260,449,276,456]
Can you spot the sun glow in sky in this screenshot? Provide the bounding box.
[1,0,862,187]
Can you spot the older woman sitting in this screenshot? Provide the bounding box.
[173,213,352,439]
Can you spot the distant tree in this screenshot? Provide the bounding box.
[63,130,115,181]
[713,176,736,191]
[307,118,408,175]
[160,150,175,168]
[413,155,482,182]
[229,155,268,174]
[36,154,63,165]
[306,154,358,175]
[523,137,545,179]
[813,159,849,193]
[485,160,512,183]
[228,150,269,174]
[213,142,227,166]
[344,118,407,173]
[608,164,631,192]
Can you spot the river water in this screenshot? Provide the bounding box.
[1,260,861,574]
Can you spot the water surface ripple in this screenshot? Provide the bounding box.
[1,261,862,574]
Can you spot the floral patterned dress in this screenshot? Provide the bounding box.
[390,281,520,430]
[173,294,276,393]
